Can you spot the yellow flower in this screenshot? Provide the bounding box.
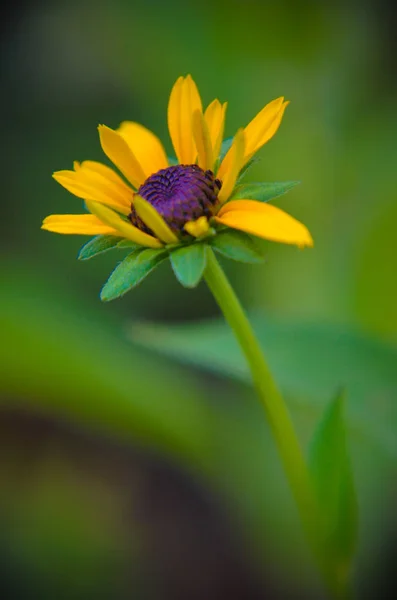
[42,74,313,250]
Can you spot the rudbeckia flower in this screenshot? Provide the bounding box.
[42,75,313,300]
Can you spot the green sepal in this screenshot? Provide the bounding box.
[117,239,142,251]
[78,235,123,261]
[170,243,207,288]
[100,248,167,302]
[236,156,259,182]
[218,136,233,163]
[309,390,358,578]
[230,181,300,203]
[216,138,259,180]
[211,230,266,263]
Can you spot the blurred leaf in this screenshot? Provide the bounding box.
[78,235,123,261]
[100,248,166,301]
[309,390,357,582]
[230,181,300,203]
[170,244,207,288]
[210,230,266,263]
[354,199,397,338]
[0,262,327,583]
[0,265,215,469]
[131,316,397,458]
[0,262,391,584]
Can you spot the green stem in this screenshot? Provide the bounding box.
[204,248,332,591]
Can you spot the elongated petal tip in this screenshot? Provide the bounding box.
[243,96,289,163]
[52,165,132,214]
[41,213,118,235]
[168,74,202,164]
[98,124,146,189]
[299,230,314,248]
[52,170,68,180]
[117,121,168,178]
[216,200,314,248]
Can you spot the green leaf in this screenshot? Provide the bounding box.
[309,390,358,580]
[78,235,123,260]
[230,181,300,203]
[211,230,266,263]
[130,316,397,459]
[170,243,207,288]
[100,248,166,301]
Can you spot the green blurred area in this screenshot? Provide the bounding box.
[1,0,396,597]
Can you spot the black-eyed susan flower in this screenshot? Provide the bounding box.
[42,75,313,300]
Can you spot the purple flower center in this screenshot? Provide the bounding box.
[129,164,222,235]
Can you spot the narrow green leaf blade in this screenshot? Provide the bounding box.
[230,181,300,203]
[100,248,166,301]
[309,390,358,575]
[78,235,123,260]
[170,244,207,288]
[211,230,266,263]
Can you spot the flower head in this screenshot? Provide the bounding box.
[42,75,313,300]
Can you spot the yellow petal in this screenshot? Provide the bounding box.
[53,170,131,214]
[86,200,163,248]
[192,110,213,171]
[217,129,245,204]
[184,216,210,238]
[219,98,288,175]
[204,99,227,161]
[117,121,168,179]
[80,160,132,192]
[54,168,132,214]
[41,214,118,235]
[168,75,202,164]
[244,98,288,161]
[216,200,313,247]
[133,195,178,244]
[98,125,146,189]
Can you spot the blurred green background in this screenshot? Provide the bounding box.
[1,0,397,597]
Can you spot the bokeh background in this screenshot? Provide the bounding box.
[1,0,397,597]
